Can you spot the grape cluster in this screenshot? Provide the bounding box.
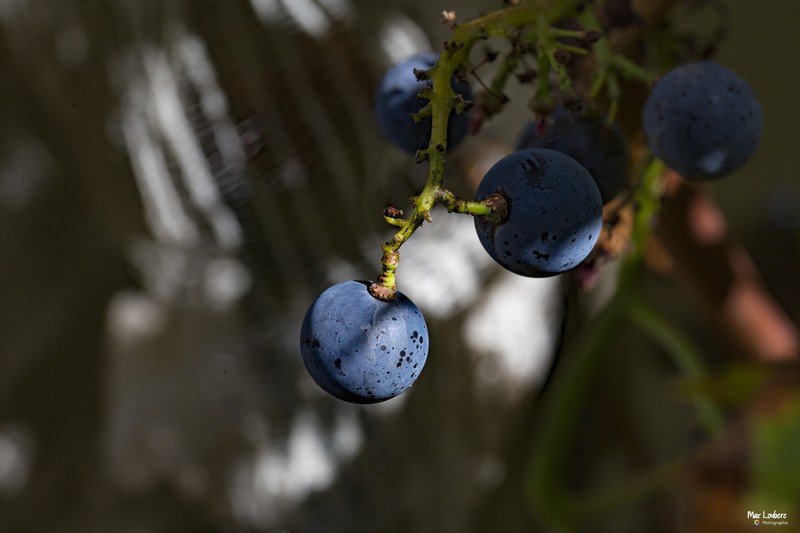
[642,61,762,181]
[300,52,762,404]
[374,52,472,153]
[300,148,603,403]
[516,106,629,204]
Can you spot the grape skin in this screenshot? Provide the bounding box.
[474,149,603,277]
[642,61,762,181]
[517,106,629,204]
[374,52,472,153]
[300,280,429,403]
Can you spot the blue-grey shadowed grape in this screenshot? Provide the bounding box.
[474,149,603,277]
[517,106,629,203]
[375,52,472,153]
[642,61,762,181]
[300,280,429,404]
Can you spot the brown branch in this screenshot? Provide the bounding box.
[654,171,799,362]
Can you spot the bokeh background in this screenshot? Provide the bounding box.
[0,1,798,531]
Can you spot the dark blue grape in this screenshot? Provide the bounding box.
[300,280,428,403]
[375,52,472,153]
[517,106,629,203]
[642,61,762,181]
[474,149,603,277]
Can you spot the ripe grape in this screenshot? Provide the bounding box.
[375,52,472,153]
[300,280,429,403]
[642,61,762,181]
[517,106,629,203]
[474,149,603,277]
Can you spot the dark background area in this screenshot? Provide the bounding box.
[0,1,798,532]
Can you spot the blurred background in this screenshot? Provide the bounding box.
[0,0,798,531]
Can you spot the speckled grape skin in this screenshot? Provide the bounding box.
[642,61,762,181]
[375,52,472,153]
[474,149,603,277]
[300,280,428,404]
[517,106,629,204]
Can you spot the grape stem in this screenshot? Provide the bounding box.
[538,16,574,96]
[369,189,507,301]
[434,189,508,218]
[369,0,585,301]
[528,255,724,528]
[576,7,654,125]
[526,156,724,527]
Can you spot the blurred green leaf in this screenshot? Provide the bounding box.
[748,392,800,512]
[677,363,768,409]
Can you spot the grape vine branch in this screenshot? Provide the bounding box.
[369,0,588,301]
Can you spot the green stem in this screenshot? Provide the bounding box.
[612,55,656,85]
[557,43,590,56]
[537,17,573,95]
[547,27,589,39]
[527,281,629,527]
[590,69,607,99]
[533,41,553,112]
[528,242,722,527]
[383,215,405,228]
[488,51,519,101]
[527,158,670,520]
[606,74,621,123]
[434,188,508,218]
[630,158,666,258]
[576,7,652,124]
[571,457,685,520]
[627,296,726,438]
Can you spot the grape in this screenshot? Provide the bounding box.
[517,106,629,203]
[375,52,472,153]
[300,280,429,403]
[642,61,762,181]
[474,148,603,277]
